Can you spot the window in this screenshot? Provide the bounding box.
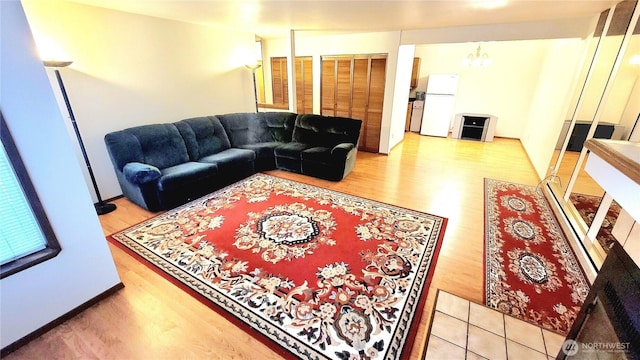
[0,112,60,278]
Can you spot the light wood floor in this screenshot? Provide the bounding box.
[6,133,543,360]
[550,149,605,197]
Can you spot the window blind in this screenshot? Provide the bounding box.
[0,142,47,265]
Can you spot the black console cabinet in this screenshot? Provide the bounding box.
[460,116,488,141]
[566,122,614,152]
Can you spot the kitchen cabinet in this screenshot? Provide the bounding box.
[410,57,420,89]
[321,55,387,153]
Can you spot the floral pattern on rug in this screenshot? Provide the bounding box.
[485,179,590,335]
[569,193,621,252]
[234,202,336,263]
[111,174,446,360]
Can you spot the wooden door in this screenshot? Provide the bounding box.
[410,57,421,89]
[321,58,336,116]
[295,57,313,114]
[363,57,386,153]
[321,56,354,117]
[271,57,288,106]
[350,57,369,124]
[335,57,352,118]
[320,54,386,153]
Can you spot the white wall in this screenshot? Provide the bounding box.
[620,75,640,139]
[260,36,291,107]
[389,44,415,149]
[569,35,640,124]
[403,16,598,179]
[558,34,640,141]
[413,39,587,176]
[522,39,587,178]
[294,31,404,153]
[413,40,576,139]
[21,0,257,200]
[0,1,121,347]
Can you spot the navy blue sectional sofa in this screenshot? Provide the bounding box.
[104,112,362,211]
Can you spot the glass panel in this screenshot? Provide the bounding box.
[569,2,635,198]
[548,0,639,265]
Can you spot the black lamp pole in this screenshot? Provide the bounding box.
[45,62,116,215]
[245,64,261,112]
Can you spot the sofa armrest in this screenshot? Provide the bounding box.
[331,143,355,158]
[123,162,161,184]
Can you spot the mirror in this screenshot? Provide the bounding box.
[257,34,292,110]
[548,0,639,263]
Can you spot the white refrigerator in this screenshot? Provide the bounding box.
[419,74,459,137]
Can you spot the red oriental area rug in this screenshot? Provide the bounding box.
[569,193,621,253]
[484,179,590,335]
[109,174,447,359]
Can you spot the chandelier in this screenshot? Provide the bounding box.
[463,45,492,67]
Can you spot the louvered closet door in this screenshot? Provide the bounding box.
[321,59,336,116]
[335,58,352,118]
[351,58,369,125]
[295,57,313,114]
[303,58,313,113]
[271,57,288,106]
[320,54,386,153]
[362,57,386,153]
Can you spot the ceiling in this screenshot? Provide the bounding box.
[65,0,621,38]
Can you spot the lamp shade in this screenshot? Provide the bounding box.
[43,60,72,68]
[245,63,261,72]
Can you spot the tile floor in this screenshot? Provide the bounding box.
[425,290,566,359]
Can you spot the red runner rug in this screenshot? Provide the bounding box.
[569,193,620,253]
[484,179,590,335]
[109,174,447,359]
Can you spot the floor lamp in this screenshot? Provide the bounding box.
[43,60,117,215]
[245,64,261,112]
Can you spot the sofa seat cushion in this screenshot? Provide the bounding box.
[158,162,218,191]
[199,148,256,170]
[239,142,284,159]
[301,147,332,164]
[274,142,314,160]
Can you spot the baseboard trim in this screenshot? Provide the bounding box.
[1,282,125,357]
[95,194,124,205]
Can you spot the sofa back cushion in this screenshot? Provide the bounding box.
[104,123,189,171]
[292,114,362,147]
[218,112,296,147]
[263,112,296,142]
[174,116,231,160]
[217,113,261,147]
